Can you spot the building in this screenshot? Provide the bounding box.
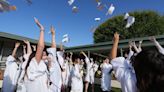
[0,32,53,69]
[65,34,164,59]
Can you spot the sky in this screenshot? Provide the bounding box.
[0,0,164,47]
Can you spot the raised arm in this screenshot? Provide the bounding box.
[50,25,56,48]
[23,45,27,55]
[127,42,134,60]
[69,52,73,63]
[131,41,140,53]
[23,40,32,55]
[110,32,119,59]
[60,42,64,51]
[80,51,87,58]
[34,17,45,63]
[149,36,164,55]
[32,45,36,51]
[138,40,142,52]
[12,42,20,57]
[81,51,89,64]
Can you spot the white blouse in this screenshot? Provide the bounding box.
[2,55,21,92]
[25,58,49,92]
[101,63,112,91]
[111,57,137,92]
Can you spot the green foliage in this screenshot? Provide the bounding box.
[94,11,164,43]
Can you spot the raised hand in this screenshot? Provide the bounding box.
[70,52,73,55]
[34,17,44,31]
[131,41,136,47]
[80,51,85,55]
[129,41,132,49]
[139,40,143,44]
[50,25,55,35]
[149,36,156,42]
[15,42,20,48]
[23,45,26,49]
[114,32,119,41]
[32,45,36,51]
[23,40,30,45]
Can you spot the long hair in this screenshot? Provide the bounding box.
[24,51,36,75]
[132,49,164,92]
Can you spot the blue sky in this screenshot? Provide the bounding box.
[0,0,164,47]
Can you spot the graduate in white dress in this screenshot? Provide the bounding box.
[70,54,83,92]
[80,51,91,92]
[2,42,21,92]
[56,43,68,92]
[104,32,164,92]
[110,32,137,92]
[23,18,49,92]
[47,25,62,92]
[100,58,112,92]
[66,52,74,92]
[81,51,98,92]
[89,59,98,92]
[16,40,32,92]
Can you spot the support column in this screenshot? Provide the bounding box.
[0,41,4,62]
[87,51,90,58]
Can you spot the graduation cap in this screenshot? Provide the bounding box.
[124,13,135,28]
[0,0,16,12]
[97,1,101,7]
[125,16,135,28]
[97,2,104,11]
[106,4,115,15]
[72,6,78,13]
[68,0,75,6]
[124,13,129,20]
[62,34,70,43]
[95,17,101,21]
[63,34,68,38]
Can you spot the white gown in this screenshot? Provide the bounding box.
[47,48,62,92]
[67,61,73,87]
[111,57,137,92]
[25,58,49,92]
[90,63,98,84]
[57,51,67,86]
[101,63,112,91]
[16,54,30,92]
[71,64,83,92]
[84,57,92,82]
[2,55,21,92]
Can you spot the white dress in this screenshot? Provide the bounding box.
[57,51,67,86]
[16,54,30,92]
[67,61,73,87]
[111,57,137,92]
[101,63,112,91]
[71,64,83,92]
[90,63,98,84]
[47,48,62,92]
[84,57,92,82]
[2,55,21,92]
[25,58,49,92]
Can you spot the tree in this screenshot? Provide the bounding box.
[94,11,164,43]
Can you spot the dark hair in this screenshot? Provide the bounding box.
[72,54,79,63]
[132,49,164,92]
[25,51,36,75]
